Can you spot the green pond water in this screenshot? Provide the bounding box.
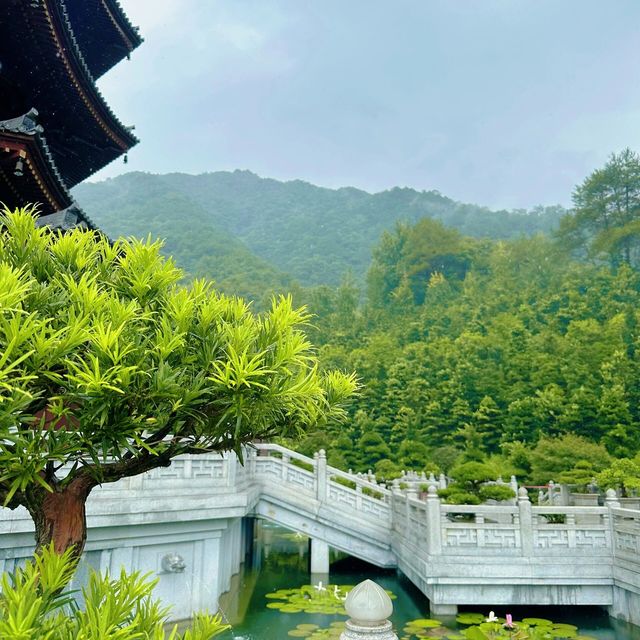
[217,523,640,640]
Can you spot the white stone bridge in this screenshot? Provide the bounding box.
[1,444,639,626]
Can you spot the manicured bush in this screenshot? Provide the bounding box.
[478,484,516,502]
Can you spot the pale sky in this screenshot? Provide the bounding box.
[93,0,640,209]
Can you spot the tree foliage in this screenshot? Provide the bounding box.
[292,201,640,483]
[0,207,356,555]
[559,148,640,266]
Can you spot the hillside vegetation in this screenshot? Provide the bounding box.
[75,170,564,292]
[75,174,293,301]
[288,150,640,491]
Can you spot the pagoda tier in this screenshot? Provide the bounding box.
[0,110,94,229]
[64,0,143,79]
[0,0,139,189]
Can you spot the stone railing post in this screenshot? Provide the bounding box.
[316,449,327,502]
[226,451,237,487]
[247,446,257,478]
[183,457,192,479]
[425,485,442,555]
[438,473,447,490]
[340,579,398,640]
[518,487,533,555]
[605,488,620,552]
[282,451,290,481]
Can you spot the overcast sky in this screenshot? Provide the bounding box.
[93,0,640,210]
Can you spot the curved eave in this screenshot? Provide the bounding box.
[64,0,143,79]
[7,0,139,187]
[46,0,140,150]
[35,203,98,232]
[103,0,143,53]
[0,125,73,217]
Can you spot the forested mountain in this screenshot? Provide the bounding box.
[74,173,293,302]
[74,171,564,290]
[293,217,640,486]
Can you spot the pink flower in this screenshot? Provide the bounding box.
[504,614,514,629]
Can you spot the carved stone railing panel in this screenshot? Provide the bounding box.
[252,444,391,524]
[329,484,357,509]
[611,508,640,563]
[284,466,315,492]
[191,458,226,479]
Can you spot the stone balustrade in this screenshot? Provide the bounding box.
[1,445,640,626]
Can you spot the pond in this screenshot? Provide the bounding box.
[217,522,640,640]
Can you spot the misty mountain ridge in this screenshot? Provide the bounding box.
[74,170,565,298]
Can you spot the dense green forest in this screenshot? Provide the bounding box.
[288,150,640,494]
[75,171,564,293]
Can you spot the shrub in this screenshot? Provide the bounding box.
[478,484,516,502]
[438,485,482,505]
[0,545,229,639]
[290,457,314,473]
[331,474,356,490]
[449,461,498,489]
[374,458,402,482]
[596,457,640,497]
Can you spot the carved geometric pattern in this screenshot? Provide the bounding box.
[191,459,225,479]
[152,460,184,479]
[575,529,608,548]
[444,528,478,547]
[535,529,569,548]
[361,498,389,519]
[285,468,314,491]
[616,531,639,554]
[255,459,282,479]
[482,528,518,548]
[329,486,357,508]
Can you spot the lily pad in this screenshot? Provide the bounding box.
[455,613,485,625]
[288,631,309,638]
[265,583,374,616]
[280,605,304,613]
[522,618,553,626]
[266,602,285,609]
[407,619,443,628]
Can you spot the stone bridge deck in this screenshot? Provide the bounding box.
[1,444,639,625]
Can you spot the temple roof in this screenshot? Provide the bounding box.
[64,0,143,79]
[0,110,96,230]
[0,0,139,188]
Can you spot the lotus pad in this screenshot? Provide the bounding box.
[455,613,485,625]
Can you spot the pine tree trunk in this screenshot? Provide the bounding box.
[27,476,94,558]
